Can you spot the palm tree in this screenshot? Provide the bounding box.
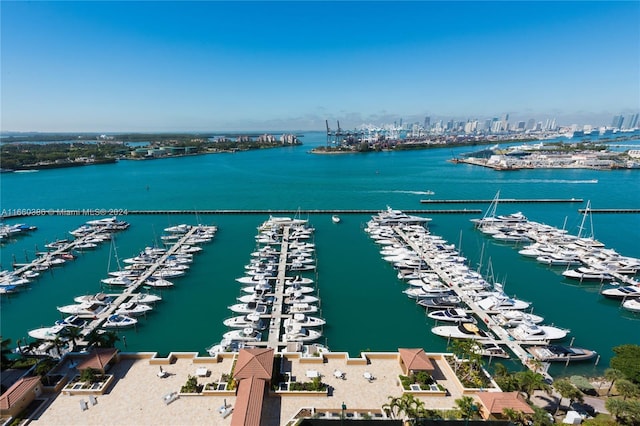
[65,326,83,352]
[515,369,551,401]
[455,395,478,419]
[552,378,583,415]
[382,394,426,422]
[605,397,628,423]
[382,396,404,418]
[605,367,625,397]
[615,379,639,400]
[502,408,529,425]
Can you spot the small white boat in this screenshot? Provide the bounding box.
[103,314,138,328]
[228,302,269,314]
[128,293,162,304]
[431,323,493,340]
[508,320,569,341]
[74,293,115,305]
[331,215,341,224]
[143,277,174,288]
[28,324,68,341]
[223,327,262,342]
[284,291,318,304]
[600,285,640,299]
[206,338,245,356]
[473,343,510,359]
[284,285,314,295]
[283,324,322,342]
[223,313,268,330]
[622,298,640,313]
[55,315,87,328]
[492,311,544,327]
[475,295,530,312]
[428,308,476,323]
[285,275,314,286]
[287,303,318,314]
[562,267,614,282]
[57,302,109,316]
[116,302,153,316]
[283,313,326,328]
[101,276,134,287]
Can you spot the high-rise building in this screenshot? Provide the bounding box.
[624,113,638,129]
[611,115,624,129]
[424,116,431,130]
[517,121,525,130]
[526,119,536,130]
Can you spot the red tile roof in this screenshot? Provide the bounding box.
[231,376,266,426]
[76,348,118,372]
[399,348,435,371]
[0,376,41,410]
[476,391,535,416]
[233,348,274,381]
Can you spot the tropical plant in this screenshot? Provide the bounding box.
[180,375,201,393]
[553,378,583,415]
[605,367,626,396]
[514,369,551,401]
[382,393,428,421]
[79,368,98,383]
[610,344,640,384]
[615,379,639,400]
[502,407,529,425]
[65,326,84,352]
[455,395,479,419]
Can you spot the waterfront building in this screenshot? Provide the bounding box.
[611,115,624,129]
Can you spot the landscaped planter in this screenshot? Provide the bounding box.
[62,374,114,395]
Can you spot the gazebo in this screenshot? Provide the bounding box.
[231,348,274,426]
[75,348,119,375]
[398,348,435,375]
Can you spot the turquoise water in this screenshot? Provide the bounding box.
[1,132,639,378]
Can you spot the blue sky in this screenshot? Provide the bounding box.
[1,1,639,132]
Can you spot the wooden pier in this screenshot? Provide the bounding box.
[577,208,640,214]
[75,226,214,344]
[392,227,554,382]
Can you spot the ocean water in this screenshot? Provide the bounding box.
[1,131,639,378]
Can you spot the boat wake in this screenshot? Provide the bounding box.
[369,190,435,195]
[470,179,598,184]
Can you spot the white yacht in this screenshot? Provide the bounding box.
[283,313,326,328]
[600,285,640,299]
[223,327,262,342]
[101,276,134,287]
[476,295,530,311]
[285,275,314,286]
[622,298,640,313]
[287,303,319,314]
[492,311,544,327]
[116,302,153,316]
[428,308,476,323]
[431,323,493,340]
[103,314,138,328]
[143,277,174,288]
[508,320,569,341]
[128,292,162,304]
[28,324,69,341]
[562,267,615,282]
[527,345,597,362]
[283,324,322,342]
[57,301,109,316]
[284,291,318,304]
[228,301,269,315]
[73,293,115,305]
[223,313,268,330]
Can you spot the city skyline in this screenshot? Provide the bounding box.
[1,1,639,132]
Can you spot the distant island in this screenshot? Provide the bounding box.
[0,133,301,172]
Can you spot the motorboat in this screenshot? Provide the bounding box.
[28,324,69,341]
[164,224,190,234]
[101,276,134,287]
[403,285,453,300]
[223,313,268,330]
[284,284,314,295]
[73,293,115,305]
[55,315,87,328]
[536,253,582,267]
[206,338,245,356]
[508,320,569,341]
[237,293,274,304]
[285,275,314,286]
[116,302,153,316]
[284,291,318,304]
[283,324,322,342]
[236,275,276,285]
[622,298,640,313]
[427,308,476,323]
[527,345,597,362]
[286,303,318,314]
[103,314,138,328]
[152,268,186,279]
[228,301,269,315]
[373,206,432,226]
[600,285,640,299]
[476,295,530,312]
[57,302,109,317]
[241,282,273,294]
[418,295,463,309]
[331,215,341,224]
[472,343,510,359]
[562,267,615,282]
[283,313,326,328]
[492,311,544,327]
[128,293,162,304]
[287,261,315,272]
[223,327,262,342]
[431,323,493,340]
[143,277,174,288]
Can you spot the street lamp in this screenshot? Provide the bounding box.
[341,402,347,424]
